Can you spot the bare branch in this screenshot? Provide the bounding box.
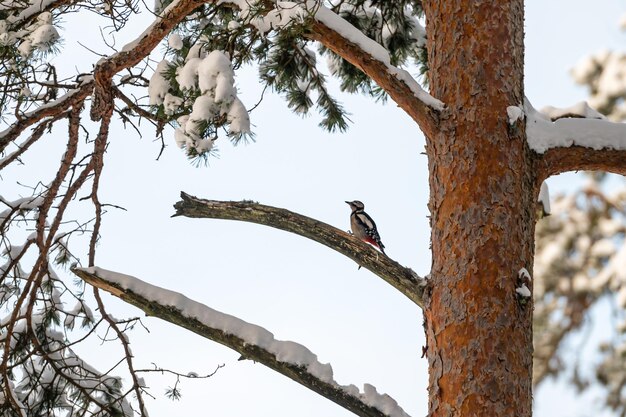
[0,83,92,154]
[72,266,413,417]
[0,112,69,170]
[135,362,223,379]
[173,192,425,307]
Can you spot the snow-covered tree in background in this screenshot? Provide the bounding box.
[2,1,626,416]
[572,41,626,122]
[534,175,626,411]
[532,25,626,414]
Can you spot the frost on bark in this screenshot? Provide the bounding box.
[422,1,533,415]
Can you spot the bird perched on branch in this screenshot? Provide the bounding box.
[346,200,386,255]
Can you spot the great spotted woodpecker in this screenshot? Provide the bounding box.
[346,200,386,255]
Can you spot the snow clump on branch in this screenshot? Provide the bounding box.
[149,50,250,157]
[230,0,311,34]
[0,12,59,57]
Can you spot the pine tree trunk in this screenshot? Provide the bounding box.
[422,1,534,415]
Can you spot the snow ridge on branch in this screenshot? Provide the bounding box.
[312,5,443,111]
[524,97,626,181]
[223,0,442,109]
[525,98,626,154]
[73,266,413,417]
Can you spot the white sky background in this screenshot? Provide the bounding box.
[3,1,626,416]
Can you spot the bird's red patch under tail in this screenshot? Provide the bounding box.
[363,237,381,249]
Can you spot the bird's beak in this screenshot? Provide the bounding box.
[345,201,351,205]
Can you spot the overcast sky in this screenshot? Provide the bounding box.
[3,1,626,416]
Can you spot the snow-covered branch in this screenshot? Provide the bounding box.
[2,0,444,149]
[533,178,626,390]
[173,192,425,307]
[6,0,77,28]
[219,0,443,134]
[2,0,196,146]
[525,99,626,181]
[90,0,205,120]
[95,0,206,77]
[306,7,443,135]
[72,266,413,417]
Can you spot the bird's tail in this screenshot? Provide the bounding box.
[364,236,387,256]
[378,240,387,256]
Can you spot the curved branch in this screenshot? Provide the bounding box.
[173,192,425,307]
[71,266,413,417]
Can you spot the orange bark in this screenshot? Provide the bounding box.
[422,1,533,415]
[537,145,626,185]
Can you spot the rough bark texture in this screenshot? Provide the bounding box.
[422,2,534,416]
[537,146,626,184]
